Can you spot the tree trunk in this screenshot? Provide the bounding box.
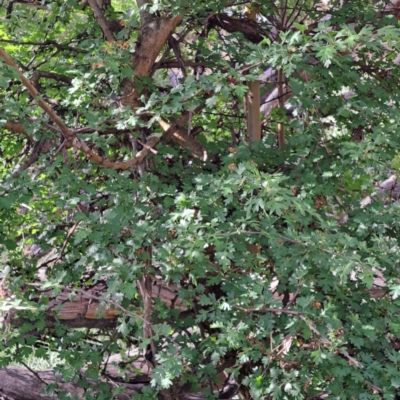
[245,3,261,142]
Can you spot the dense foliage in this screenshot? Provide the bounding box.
[2,0,400,399]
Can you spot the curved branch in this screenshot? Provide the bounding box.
[1,29,205,170]
[0,49,158,170]
[208,14,264,43]
[3,121,33,141]
[31,70,73,86]
[0,48,73,141]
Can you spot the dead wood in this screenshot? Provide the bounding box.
[5,269,388,333]
[0,367,147,400]
[0,365,238,400]
[6,282,182,330]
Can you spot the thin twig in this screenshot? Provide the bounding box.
[137,139,158,154]
[0,38,87,54]
[49,139,67,164]
[20,360,51,386]
[277,68,286,147]
[0,48,72,141]
[297,314,363,368]
[235,305,364,369]
[0,48,163,170]
[233,305,303,316]
[52,221,81,265]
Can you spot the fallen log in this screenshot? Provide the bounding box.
[2,175,397,366]
[0,366,238,400]
[1,280,183,330]
[4,266,389,332]
[0,367,147,400]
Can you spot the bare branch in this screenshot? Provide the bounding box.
[0,48,73,141]
[156,60,208,70]
[87,0,115,42]
[120,14,183,109]
[277,68,285,147]
[0,49,161,170]
[233,305,303,316]
[31,70,72,86]
[10,138,56,178]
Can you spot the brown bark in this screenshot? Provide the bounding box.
[246,3,261,142]
[244,2,261,142]
[1,12,204,171]
[0,49,73,142]
[2,121,33,141]
[0,349,236,400]
[0,8,205,168]
[277,68,285,148]
[246,81,261,142]
[3,117,206,168]
[120,14,183,110]
[6,270,388,333]
[0,366,238,400]
[0,367,147,400]
[158,113,207,158]
[87,0,115,42]
[6,282,183,330]
[207,14,264,44]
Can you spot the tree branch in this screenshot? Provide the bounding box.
[0,48,73,141]
[297,315,363,369]
[208,14,264,43]
[31,70,72,86]
[3,121,33,141]
[87,0,115,42]
[0,38,87,54]
[234,305,364,369]
[0,49,159,170]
